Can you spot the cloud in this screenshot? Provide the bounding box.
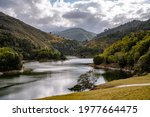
[63,10,89,19]
[0,0,150,33]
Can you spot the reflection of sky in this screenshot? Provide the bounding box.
[0,58,95,100]
[1,58,120,100]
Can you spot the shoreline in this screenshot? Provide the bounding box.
[0,67,32,77]
[89,63,134,73]
[39,74,150,100]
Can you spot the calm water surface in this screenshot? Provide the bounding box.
[0,57,131,100]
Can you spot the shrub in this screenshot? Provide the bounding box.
[135,50,150,73]
[93,55,104,65]
[33,49,61,60]
[0,47,22,71]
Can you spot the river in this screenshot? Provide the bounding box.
[0,57,131,100]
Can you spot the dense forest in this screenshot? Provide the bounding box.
[0,12,65,71]
[94,31,150,73]
[0,47,22,72]
[86,19,150,56]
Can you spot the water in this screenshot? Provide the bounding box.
[0,57,131,100]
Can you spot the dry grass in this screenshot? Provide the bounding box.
[40,74,150,100]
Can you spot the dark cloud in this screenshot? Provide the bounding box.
[112,14,127,23]
[63,10,89,19]
[140,8,150,20]
[136,9,144,14]
[0,0,16,8]
[0,0,149,33]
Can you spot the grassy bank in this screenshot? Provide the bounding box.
[40,74,150,100]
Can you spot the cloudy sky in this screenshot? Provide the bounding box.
[0,0,150,33]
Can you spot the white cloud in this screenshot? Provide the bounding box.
[0,0,149,33]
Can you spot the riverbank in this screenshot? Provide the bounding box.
[0,67,32,77]
[89,63,134,73]
[0,58,67,77]
[39,73,150,100]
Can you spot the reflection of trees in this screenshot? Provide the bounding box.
[69,70,101,92]
[102,70,132,82]
[69,69,132,92]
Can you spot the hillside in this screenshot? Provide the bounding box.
[0,12,63,59]
[53,28,96,42]
[86,19,150,52]
[50,38,81,56]
[93,30,150,73]
[40,74,150,100]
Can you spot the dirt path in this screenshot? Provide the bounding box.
[115,83,150,88]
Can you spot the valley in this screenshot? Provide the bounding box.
[0,12,149,100]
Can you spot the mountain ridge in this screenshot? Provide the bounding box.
[53,28,96,41]
[0,12,63,59]
[86,19,150,51]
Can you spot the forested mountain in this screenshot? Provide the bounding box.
[86,19,150,52]
[0,12,63,60]
[53,28,96,42]
[97,20,150,40]
[94,31,150,73]
[50,38,100,57]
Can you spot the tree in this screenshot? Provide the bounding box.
[135,50,150,73]
[0,47,22,71]
[93,55,104,65]
[33,49,62,60]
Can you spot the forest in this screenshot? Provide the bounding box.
[94,31,150,73]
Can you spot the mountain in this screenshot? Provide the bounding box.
[53,28,96,41]
[96,19,150,40]
[86,19,150,53]
[94,30,150,73]
[0,12,63,59]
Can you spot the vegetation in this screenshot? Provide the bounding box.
[85,19,150,55]
[50,38,81,56]
[0,12,64,60]
[53,28,96,42]
[93,31,150,73]
[32,49,65,61]
[97,20,150,40]
[40,74,150,100]
[0,47,22,72]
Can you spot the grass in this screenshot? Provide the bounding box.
[40,74,150,100]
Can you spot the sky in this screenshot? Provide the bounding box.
[0,0,150,33]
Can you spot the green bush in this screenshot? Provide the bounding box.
[0,47,22,71]
[135,50,150,73]
[33,49,62,60]
[93,55,104,65]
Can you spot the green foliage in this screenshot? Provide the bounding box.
[93,55,104,65]
[86,19,150,56]
[32,49,63,60]
[135,49,150,73]
[94,31,150,73]
[0,12,64,60]
[0,47,22,71]
[50,39,81,56]
[116,53,127,68]
[0,32,38,59]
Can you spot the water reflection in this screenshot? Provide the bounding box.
[0,57,132,100]
[69,69,132,92]
[0,58,93,99]
[69,70,105,91]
